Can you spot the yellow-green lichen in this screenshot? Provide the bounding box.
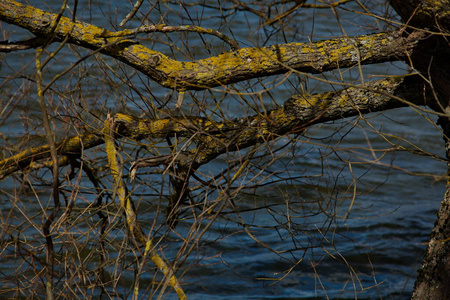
[149,119,171,135]
[337,93,350,107]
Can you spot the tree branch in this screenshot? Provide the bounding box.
[0,132,102,180]
[173,74,432,169]
[0,37,47,52]
[0,0,424,90]
[0,75,431,180]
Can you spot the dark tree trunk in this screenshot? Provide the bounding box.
[412,116,450,299]
[389,1,450,298]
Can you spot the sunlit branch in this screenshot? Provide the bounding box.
[104,115,187,300]
[0,75,430,180]
[0,0,423,91]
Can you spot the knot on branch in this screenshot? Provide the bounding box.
[150,54,162,67]
[40,14,52,28]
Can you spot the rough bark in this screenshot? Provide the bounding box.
[0,0,423,90]
[389,0,450,31]
[389,0,450,103]
[412,116,450,300]
[173,75,431,169]
[388,0,450,299]
[1,0,448,298]
[0,75,430,180]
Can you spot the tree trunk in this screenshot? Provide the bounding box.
[388,0,450,298]
[412,116,450,299]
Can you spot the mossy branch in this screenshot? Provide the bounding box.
[0,75,431,180]
[0,132,103,180]
[172,75,432,169]
[104,115,187,300]
[0,0,423,90]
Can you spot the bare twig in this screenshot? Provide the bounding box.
[119,0,144,27]
[110,24,240,50]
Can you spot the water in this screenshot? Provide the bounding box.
[0,1,447,299]
[162,108,443,299]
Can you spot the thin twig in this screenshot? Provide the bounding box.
[36,47,59,300]
[110,24,240,50]
[119,0,144,27]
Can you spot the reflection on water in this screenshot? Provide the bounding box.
[0,1,447,299]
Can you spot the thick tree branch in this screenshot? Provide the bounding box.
[389,0,450,31]
[174,75,431,169]
[0,0,423,91]
[389,0,450,99]
[0,132,102,180]
[0,75,431,180]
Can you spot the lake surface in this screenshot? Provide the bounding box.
[0,1,447,299]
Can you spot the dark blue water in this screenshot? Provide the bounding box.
[158,107,444,299]
[0,1,446,299]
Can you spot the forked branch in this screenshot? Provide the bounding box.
[0,0,423,90]
[0,75,431,180]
